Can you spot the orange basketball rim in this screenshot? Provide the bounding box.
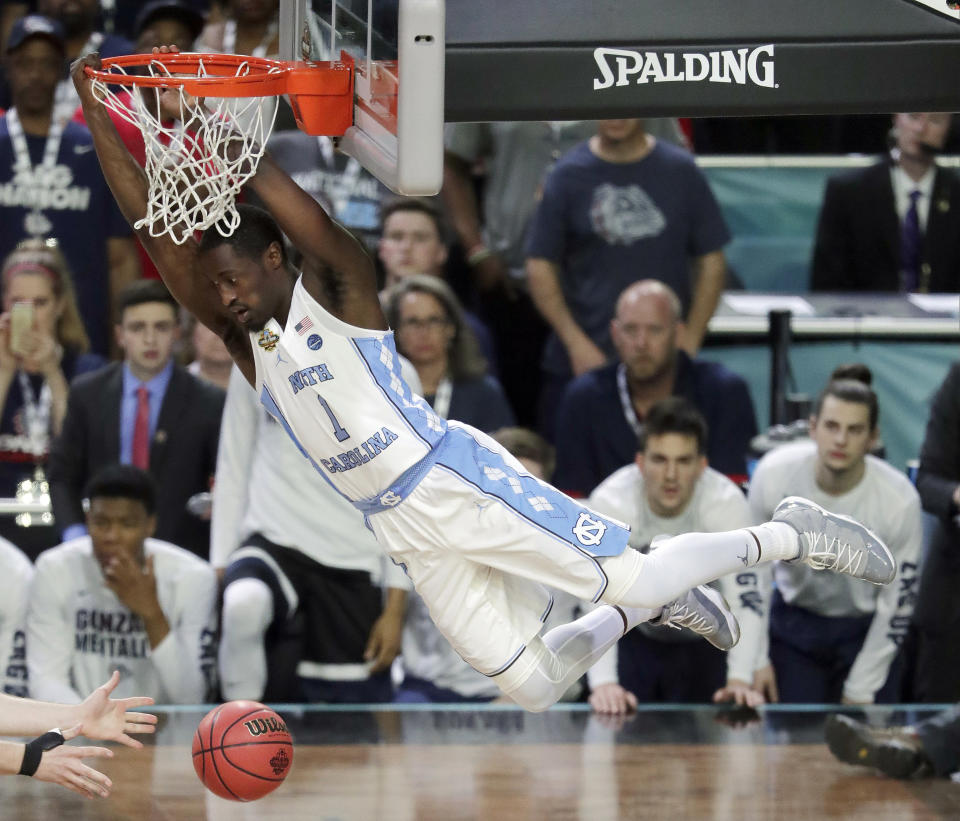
[84,51,355,136]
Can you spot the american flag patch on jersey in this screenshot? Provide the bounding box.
[294,317,313,335]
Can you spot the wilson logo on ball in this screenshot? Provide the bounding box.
[270,748,291,775]
[243,717,289,736]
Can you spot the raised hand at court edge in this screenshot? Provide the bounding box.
[589,682,638,715]
[364,609,404,673]
[32,724,115,799]
[76,671,157,749]
[752,664,779,704]
[712,678,765,709]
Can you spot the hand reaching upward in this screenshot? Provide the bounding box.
[76,671,157,749]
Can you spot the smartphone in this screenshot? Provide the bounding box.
[9,301,34,356]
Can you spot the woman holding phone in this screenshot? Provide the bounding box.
[0,239,105,558]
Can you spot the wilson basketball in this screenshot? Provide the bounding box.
[192,700,293,801]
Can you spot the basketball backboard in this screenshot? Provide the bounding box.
[279,0,444,196]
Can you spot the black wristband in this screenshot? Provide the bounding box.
[18,729,65,777]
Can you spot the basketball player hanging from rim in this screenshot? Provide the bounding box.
[71,49,898,712]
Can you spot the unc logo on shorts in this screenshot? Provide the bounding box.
[307,334,323,350]
[573,513,607,546]
[380,490,402,507]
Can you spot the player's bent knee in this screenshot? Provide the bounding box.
[491,639,565,713]
[222,577,273,636]
[507,680,560,713]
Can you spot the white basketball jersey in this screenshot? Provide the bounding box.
[251,277,447,504]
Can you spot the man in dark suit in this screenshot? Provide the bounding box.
[48,281,224,558]
[912,361,960,702]
[811,112,960,293]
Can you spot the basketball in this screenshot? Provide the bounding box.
[192,700,294,801]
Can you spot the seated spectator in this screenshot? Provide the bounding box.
[0,535,32,696]
[27,465,217,703]
[912,361,960,702]
[132,1,205,52]
[100,0,207,43]
[72,1,205,166]
[748,369,921,703]
[257,131,392,253]
[585,398,768,712]
[382,274,515,432]
[213,364,410,704]
[0,239,105,559]
[48,280,224,558]
[396,426,582,704]
[178,310,232,391]
[811,112,960,293]
[1,15,140,357]
[378,198,496,367]
[525,118,730,435]
[72,1,206,282]
[196,0,278,57]
[553,279,756,499]
[34,0,134,125]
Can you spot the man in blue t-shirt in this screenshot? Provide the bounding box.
[553,280,756,499]
[0,15,139,355]
[525,119,729,436]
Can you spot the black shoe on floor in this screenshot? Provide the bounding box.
[825,714,933,779]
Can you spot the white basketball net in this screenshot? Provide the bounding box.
[90,57,281,245]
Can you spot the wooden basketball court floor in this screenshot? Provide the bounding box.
[7,704,960,820]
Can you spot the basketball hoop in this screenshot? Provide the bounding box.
[85,52,353,244]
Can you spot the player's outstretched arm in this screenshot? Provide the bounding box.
[0,672,157,747]
[0,726,115,798]
[246,153,386,329]
[69,53,240,345]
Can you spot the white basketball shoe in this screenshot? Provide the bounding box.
[650,585,741,650]
[773,496,896,585]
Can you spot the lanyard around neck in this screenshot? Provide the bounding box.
[17,371,53,458]
[616,363,643,438]
[6,108,64,177]
[432,377,453,420]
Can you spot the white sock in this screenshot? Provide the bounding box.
[607,527,792,610]
[496,606,641,712]
[746,521,801,561]
[219,578,273,700]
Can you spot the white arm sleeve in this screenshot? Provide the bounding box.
[383,553,413,591]
[26,556,83,703]
[586,643,619,690]
[0,549,31,696]
[210,365,259,569]
[150,564,218,703]
[744,456,777,674]
[842,496,923,703]
[701,481,768,684]
[719,563,772,683]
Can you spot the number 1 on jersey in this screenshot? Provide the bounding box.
[318,396,350,442]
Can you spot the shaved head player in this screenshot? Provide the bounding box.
[71,48,897,712]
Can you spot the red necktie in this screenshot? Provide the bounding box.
[132,386,150,470]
